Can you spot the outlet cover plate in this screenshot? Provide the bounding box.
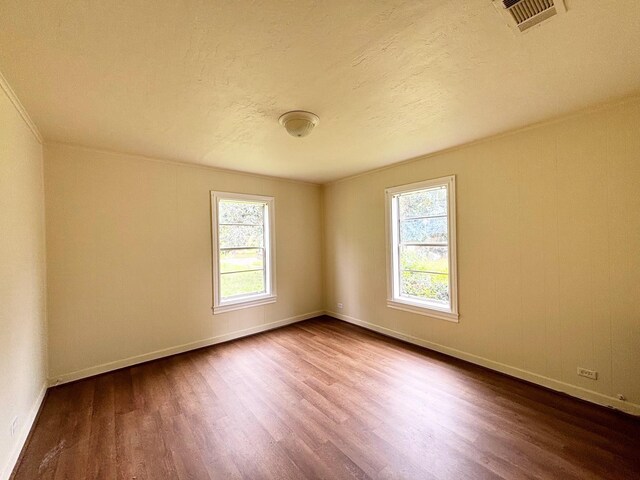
[577,367,598,380]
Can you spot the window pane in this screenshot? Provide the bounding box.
[219,200,264,225]
[398,188,447,218]
[220,248,264,274]
[219,225,264,248]
[400,271,449,304]
[221,270,265,299]
[400,246,448,274]
[400,217,448,244]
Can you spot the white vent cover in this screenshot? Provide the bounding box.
[495,0,566,32]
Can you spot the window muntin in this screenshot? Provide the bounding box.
[211,192,276,313]
[387,176,458,321]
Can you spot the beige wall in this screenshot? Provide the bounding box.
[0,82,47,479]
[44,143,323,382]
[323,98,640,415]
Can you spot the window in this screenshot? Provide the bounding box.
[211,192,276,314]
[386,176,458,322]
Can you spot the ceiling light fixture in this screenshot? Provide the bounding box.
[279,110,319,138]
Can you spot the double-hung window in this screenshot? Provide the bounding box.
[386,176,459,322]
[211,192,276,314]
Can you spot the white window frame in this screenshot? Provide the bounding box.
[211,191,276,314]
[385,175,459,322]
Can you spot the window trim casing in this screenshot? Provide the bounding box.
[385,175,459,323]
[210,191,276,314]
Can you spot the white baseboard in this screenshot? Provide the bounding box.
[326,311,640,417]
[1,383,47,480]
[51,311,323,386]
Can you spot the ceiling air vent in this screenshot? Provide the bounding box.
[497,0,566,32]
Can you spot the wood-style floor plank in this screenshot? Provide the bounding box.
[12,316,640,479]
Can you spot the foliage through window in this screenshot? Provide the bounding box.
[386,176,458,321]
[211,192,275,313]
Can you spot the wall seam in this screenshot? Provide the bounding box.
[0,71,43,144]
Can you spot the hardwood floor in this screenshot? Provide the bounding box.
[13,316,640,479]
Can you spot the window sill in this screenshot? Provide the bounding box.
[213,295,277,314]
[387,299,459,323]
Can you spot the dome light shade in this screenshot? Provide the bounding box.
[279,111,319,138]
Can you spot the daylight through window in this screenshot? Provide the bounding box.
[386,176,458,321]
[211,192,276,314]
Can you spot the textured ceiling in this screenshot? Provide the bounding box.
[1,1,639,183]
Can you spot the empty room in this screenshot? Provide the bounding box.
[1,1,640,479]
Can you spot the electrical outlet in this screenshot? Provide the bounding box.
[10,416,18,438]
[577,367,598,380]
[337,303,343,309]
